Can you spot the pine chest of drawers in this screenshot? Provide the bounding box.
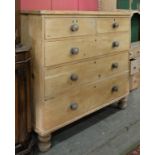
[21,11,130,152]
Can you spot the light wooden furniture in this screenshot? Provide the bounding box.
[129,42,140,91]
[129,41,140,59]
[21,11,130,152]
[98,0,117,11]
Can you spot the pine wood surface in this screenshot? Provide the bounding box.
[21,11,130,139]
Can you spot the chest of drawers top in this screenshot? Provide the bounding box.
[21,11,130,40]
[21,11,130,66]
[21,10,131,16]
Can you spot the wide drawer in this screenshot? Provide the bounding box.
[97,17,130,34]
[45,32,130,66]
[43,73,129,131]
[44,52,129,100]
[44,17,96,39]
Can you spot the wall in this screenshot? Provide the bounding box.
[20,0,98,11]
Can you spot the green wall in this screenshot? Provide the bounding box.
[131,13,140,42]
[117,0,140,10]
[117,0,129,9]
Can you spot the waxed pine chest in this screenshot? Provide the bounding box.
[21,11,130,152]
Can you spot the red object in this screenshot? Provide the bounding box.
[52,0,78,10]
[79,0,98,11]
[20,0,52,10]
[20,0,98,11]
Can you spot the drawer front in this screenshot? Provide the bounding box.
[130,72,140,90]
[129,47,140,59]
[44,37,96,66]
[45,32,129,66]
[96,32,130,55]
[97,17,130,33]
[44,17,96,39]
[44,52,129,100]
[43,73,129,130]
[130,58,140,75]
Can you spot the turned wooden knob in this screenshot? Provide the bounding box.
[70,24,79,32]
[112,86,119,92]
[112,22,119,28]
[112,63,119,69]
[70,48,79,55]
[70,102,78,110]
[70,74,78,81]
[112,41,119,48]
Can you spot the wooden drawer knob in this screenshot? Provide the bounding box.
[112,86,119,92]
[112,63,119,69]
[112,22,119,28]
[70,102,78,110]
[112,41,119,48]
[70,74,78,81]
[70,24,79,32]
[70,48,79,55]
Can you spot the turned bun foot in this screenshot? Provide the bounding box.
[38,134,52,152]
[117,96,128,110]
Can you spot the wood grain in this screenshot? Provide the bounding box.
[42,73,129,132]
[44,17,96,39]
[45,32,130,66]
[129,41,140,59]
[98,0,117,11]
[45,52,129,100]
[97,17,130,33]
[130,57,140,75]
[130,72,140,91]
[20,12,130,138]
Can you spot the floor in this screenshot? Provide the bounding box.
[36,89,140,155]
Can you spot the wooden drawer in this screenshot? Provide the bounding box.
[44,17,96,39]
[129,47,140,59]
[97,17,130,33]
[44,37,96,66]
[96,32,130,56]
[129,42,140,59]
[130,72,140,91]
[43,73,129,131]
[130,58,140,75]
[45,32,129,66]
[44,52,129,100]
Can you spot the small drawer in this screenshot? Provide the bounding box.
[97,32,130,54]
[44,52,129,100]
[97,17,130,34]
[130,58,140,75]
[44,17,96,39]
[129,42,140,59]
[130,72,140,91]
[43,73,129,131]
[44,32,130,66]
[129,48,140,59]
